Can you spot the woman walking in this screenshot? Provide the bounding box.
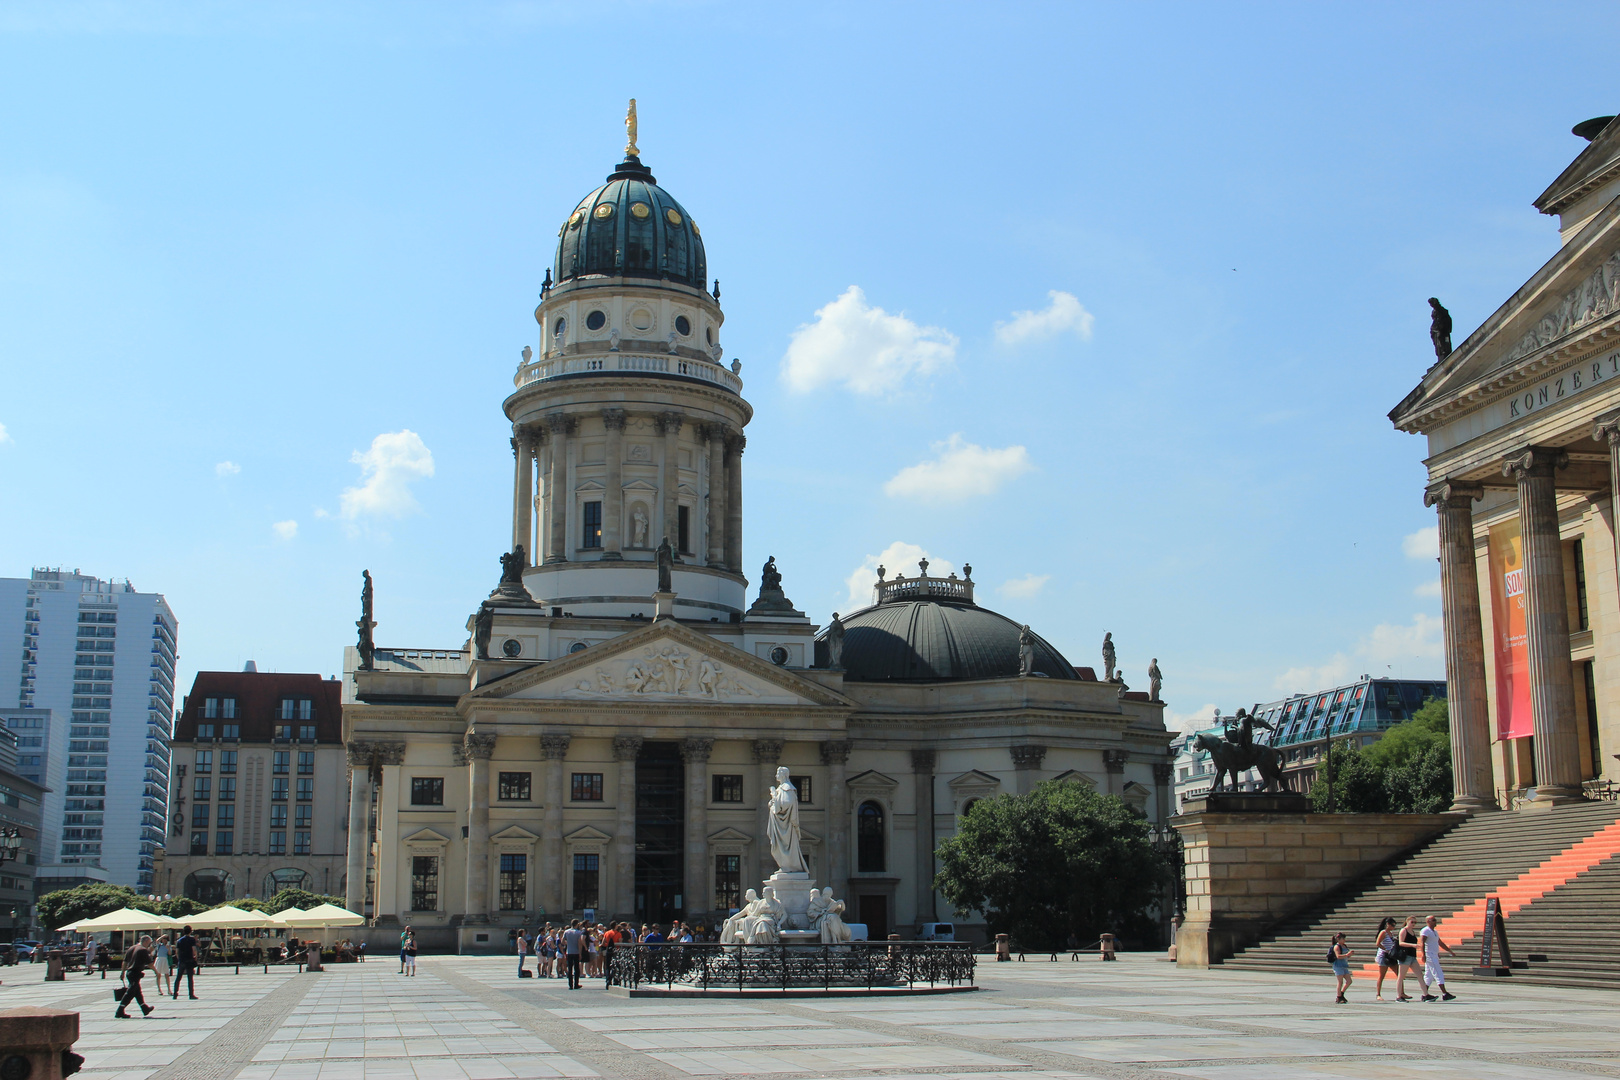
[1372,918,1397,1001]
[1329,933,1354,1003]
[1395,916,1422,1001]
[152,934,174,998]
[403,932,418,976]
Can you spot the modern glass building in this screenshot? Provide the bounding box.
[1255,676,1447,793]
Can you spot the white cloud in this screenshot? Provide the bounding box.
[1414,578,1442,598]
[1272,612,1443,693]
[272,520,298,540]
[0,422,10,444]
[1402,525,1438,560]
[780,286,957,395]
[883,434,1033,502]
[1165,702,1220,734]
[842,542,957,611]
[340,430,435,519]
[994,290,1095,346]
[215,460,240,477]
[999,573,1051,599]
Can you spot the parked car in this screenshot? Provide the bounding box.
[916,922,955,941]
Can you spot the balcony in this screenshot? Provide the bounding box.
[515,350,742,395]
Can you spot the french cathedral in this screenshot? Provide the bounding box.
[341,110,1177,950]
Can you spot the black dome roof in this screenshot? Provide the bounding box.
[825,597,1079,683]
[553,156,707,290]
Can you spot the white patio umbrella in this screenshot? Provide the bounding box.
[264,908,305,927]
[185,905,275,929]
[280,903,363,928]
[60,907,173,933]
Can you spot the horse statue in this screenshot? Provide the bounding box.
[1194,707,1285,793]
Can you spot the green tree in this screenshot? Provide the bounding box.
[157,897,207,919]
[36,883,147,931]
[264,889,343,914]
[934,781,1168,949]
[1310,697,1453,813]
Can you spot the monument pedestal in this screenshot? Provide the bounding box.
[765,870,815,930]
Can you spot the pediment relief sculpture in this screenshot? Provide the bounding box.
[1500,248,1620,368]
[564,643,763,701]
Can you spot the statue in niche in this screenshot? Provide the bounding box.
[473,604,493,660]
[1102,632,1116,682]
[356,570,377,671]
[1018,625,1035,677]
[1429,297,1453,359]
[721,889,758,942]
[656,536,674,592]
[761,555,782,592]
[631,506,649,548]
[767,767,806,874]
[827,612,845,671]
[1148,658,1163,702]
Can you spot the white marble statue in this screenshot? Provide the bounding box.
[720,889,758,943]
[744,886,785,943]
[767,766,806,873]
[632,507,649,548]
[818,887,852,944]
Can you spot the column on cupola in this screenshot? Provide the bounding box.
[911,748,937,923]
[514,427,536,564]
[612,736,642,914]
[344,742,373,915]
[1504,446,1585,801]
[1010,744,1046,795]
[602,409,626,559]
[1103,749,1128,796]
[821,740,852,903]
[725,434,745,572]
[681,737,713,915]
[752,739,784,887]
[463,732,497,923]
[657,412,683,553]
[539,734,570,915]
[1425,479,1495,811]
[545,413,574,563]
[704,424,728,568]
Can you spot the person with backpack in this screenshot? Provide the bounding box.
[1327,933,1354,1004]
[115,935,155,1018]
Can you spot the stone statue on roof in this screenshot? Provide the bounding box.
[473,604,493,661]
[1429,298,1453,359]
[761,555,782,592]
[1102,632,1116,682]
[827,612,845,672]
[1018,625,1035,677]
[357,570,377,671]
[1148,658,1163,702]
[656,536,674,593]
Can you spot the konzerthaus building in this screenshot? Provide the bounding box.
[1391,113,1620,809]
[341,115,1176,951]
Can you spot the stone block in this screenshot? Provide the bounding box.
[1208,847,1250,864]
[0,1006,80,1080]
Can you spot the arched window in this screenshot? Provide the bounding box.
[183,869,233,906]
[263,868,310,899]
[857,801,885,873]
[961,798,980,819]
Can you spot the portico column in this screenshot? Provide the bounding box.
[752,739,784,888]
[612,736,641,916]
[463,732,497,923]
[1425,480,1495,811]
[1010,744,1046,795]
[911,748,937,924]
[1103,749,1128,796]
[821,740,852,904]
[372,742,405,923]
[1504,446,1586,802]
[657,412,683,555]
[602,410,626,559]
[681,737,713,917]
[705,424,728,568]
[539,734,569,916]
[545,413,574,563]
[345,742,373,915]
[725,434,745,572]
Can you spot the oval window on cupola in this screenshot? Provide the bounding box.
[586,310,606,331]
[675,315,691,336]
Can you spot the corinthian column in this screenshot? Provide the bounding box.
[515,427,536,563]
[1504,446,1585,802]
[725,434,745,572]
[681,737,713,916]
[1425,479,1495,811]
[463,732,497,923]
[821,740,851,904]
[612,736,641,916]
[704,424,728,567]
[540,734,570,916]
[752,739,784,888]
[657,412,683,555]
[602,410,626,560]
[345,742,372,915]
[911,747,937,923]
[545,413,574,563]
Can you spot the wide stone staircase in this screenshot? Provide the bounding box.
[1221,800,1620,990]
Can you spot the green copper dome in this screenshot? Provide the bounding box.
[553,156,708,290]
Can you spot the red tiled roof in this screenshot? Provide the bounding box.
[175,671,343,742]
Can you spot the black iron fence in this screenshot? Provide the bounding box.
[605,940,976,992]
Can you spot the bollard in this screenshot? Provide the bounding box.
[45,950,65,982]
[304,944,322,972]
[0,1006,83,1080]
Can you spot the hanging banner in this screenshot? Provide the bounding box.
[1487,519,1533,740]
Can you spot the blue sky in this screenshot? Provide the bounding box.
[2,1,1614,728]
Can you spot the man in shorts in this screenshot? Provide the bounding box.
[1418,915,1457,1001]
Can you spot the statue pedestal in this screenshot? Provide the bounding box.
[765,871,815,930]
[653,590,676,620]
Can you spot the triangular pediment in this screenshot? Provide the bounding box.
[947,769,1001,790]
[847,769,898,791]
[707,826,752,843]
[464,619,852,709]
[623,479,659,491]
[403,828,451,845]
[491,825,540,843]
[565,824,613,842]
[1051,769,1098,788]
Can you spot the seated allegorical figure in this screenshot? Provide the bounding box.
[720,889,759,944]
[818,887,852,944]
[744,886,786,944]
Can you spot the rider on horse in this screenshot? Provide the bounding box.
[1222,706,1275,756]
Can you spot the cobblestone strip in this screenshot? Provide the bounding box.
[143,973,321,1080]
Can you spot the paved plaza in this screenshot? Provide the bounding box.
[2,954,1616,1080]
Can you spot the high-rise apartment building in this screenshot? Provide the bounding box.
[0,569,177,891]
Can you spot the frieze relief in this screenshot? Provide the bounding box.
[1501,250,1620,367]
[563,643,763,701]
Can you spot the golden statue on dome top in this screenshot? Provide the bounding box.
[625,98,639,157]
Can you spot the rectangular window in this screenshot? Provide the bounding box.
[271,805,287,828]
[193,777,211,801]
[300,725,316,741]
[411,777,445,805]
[221,698,237,719]
[196,724,215,740]
[715,854,740,910]
[296,778,313,801]
[190,832,208,856]
[192,803,210,828]
[677,504,691,554]
[271,778,288,801]
[194,750,211,773]
[791,775,813,805]
[221,724,239,740]
[216,831,233,855]
[294,831,311,855]
[582,501,602,548]
[280,698,296,720]
[498,772,532,801]
[218,778,236,801]
[411,856,438,911]
[217,804,235,828]
[570,773,604,801]
[712,774,744,803]
[572,853,599,909]
[273,751,289,775]
[269,831,286,855]
[298,751,314,774]
[274,724,291,741]
[219,751,237,774]
[499,853,527,910]
[1575,538,1590,632]
[204,698,218,719]
[299,699,313,720]
[295,805,312,828]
